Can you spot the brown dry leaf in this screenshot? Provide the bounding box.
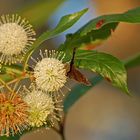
[67,65,91,86]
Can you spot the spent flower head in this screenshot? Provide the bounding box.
[33,50,67,93]
[0,93,29,136]
[0,14,36,64]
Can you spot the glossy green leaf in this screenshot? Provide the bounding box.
[75,50,130,95]
[74,22,118,48]
[60,7,140,53]
[79,7,140,36]
[19,0,65,28]
[60,22,118,52]
[23,8,88,63]
[64,52,140,113]
[35,8,88,46]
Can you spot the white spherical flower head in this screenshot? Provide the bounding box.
[34,54,67,92]
[0,14,36,64]
[24,89,55,127]
[0,23,27,55]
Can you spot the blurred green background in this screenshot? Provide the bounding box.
[0,0,140,140]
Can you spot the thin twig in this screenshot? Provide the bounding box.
[0,72,32,89]
[59,114,67,140]
[0,78,13,93]
[52,127,60,134]
[51,114,67,140]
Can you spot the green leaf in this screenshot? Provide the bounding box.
[23,8,88,63]
[79,7,140,36]
[60,22,118,52]
[64,52,140,113]
[0,135,20,140]
[60,7,140,52]
[18,0,65,28]
[36,8,88,46]
[75,50,130,95]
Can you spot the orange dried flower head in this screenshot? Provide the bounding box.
[0,93,29,136]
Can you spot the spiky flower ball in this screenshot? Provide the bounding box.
[33,50,67,92]
[0,14,36,64]
[0,93,29,136]
[23,88,60,128]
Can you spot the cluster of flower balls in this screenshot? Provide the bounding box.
[0,15,67,136]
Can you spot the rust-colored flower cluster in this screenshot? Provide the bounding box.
[0,93,29,136]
